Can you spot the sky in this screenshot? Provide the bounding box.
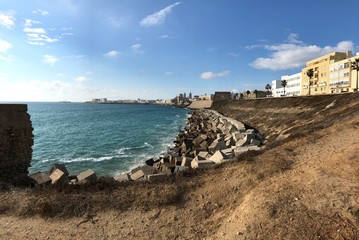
[0,0,358,102]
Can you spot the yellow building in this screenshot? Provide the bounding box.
[301,52,351,95]
[329,53,359,93]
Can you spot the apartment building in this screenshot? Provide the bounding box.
[301,52,351,95]
[271,72,302,97]
[329,53,359,93]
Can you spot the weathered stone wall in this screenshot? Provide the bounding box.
[0,104,33,185]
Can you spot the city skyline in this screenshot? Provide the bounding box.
[0,0,358,102]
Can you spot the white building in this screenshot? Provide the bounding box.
[272,72,302,97]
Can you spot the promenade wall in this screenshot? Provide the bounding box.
[0,104,33,185]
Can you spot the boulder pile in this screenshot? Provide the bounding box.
[29,109,263,185]
[114,109,262,182]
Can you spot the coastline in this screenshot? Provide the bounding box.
[29,108,262,185]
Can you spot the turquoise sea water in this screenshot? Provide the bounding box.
[27,103,189,176]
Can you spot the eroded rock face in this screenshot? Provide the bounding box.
[0,104,33,185]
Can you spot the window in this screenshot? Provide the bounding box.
[344,62,349,68]
[344,72,349,77]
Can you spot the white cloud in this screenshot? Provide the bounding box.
[250,35,354,71]
[43,55,59,65]
[32,10,49,16]
[0,12,15,29]
[0,39,12,52]
[23,19,59,45]
[131,44,141,50]
[103,50,120,57]
[75,76,87,82]
[140,2,180,27]
[200,70,230,80]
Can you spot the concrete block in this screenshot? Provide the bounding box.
[181,156,193,167]
[114,173,130,182]
[197,151,210,160]
[49,163,69,176]
[199,140,208,149]
[145,158,155,166]
[146,172,169,181]
[221,148,234,159]
[234,146,260,156]
[29,172,51,185]
[232,132,245,142]
[130,169,145,181]
[50,168,68,184]
[236,138,247,147]
[77,169,97,183]
[250,138,261,146]
[209,150,225,164]
[191,157,215,169]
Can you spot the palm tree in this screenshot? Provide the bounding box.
[265,84,271,92]
[254,89,258,98]
[281,80,287,96]
[351,58,359,92]
[306,69,314,95]
[246,90,251,99]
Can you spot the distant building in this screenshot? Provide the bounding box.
[213,92,231,101]
[272,72,302,97]
[302,51,351,95]
[329,53,359,93]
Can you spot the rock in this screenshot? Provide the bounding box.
[77,169,97,183]
[29,172,51,185]
[181,156,193,167]
[145,158,155,166]
[146,172,170,181]
[114,173,130,182]
[209,150,226,164]
[49,168,68,184]
[191,157,215,169]
[49,163,69,176]
[250,138,261,146]
[197,151,210,160]
[130,169,145,181]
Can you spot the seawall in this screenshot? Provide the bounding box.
[0,104,33,185]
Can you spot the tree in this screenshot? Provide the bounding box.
[281,80,287,96]
[246,90,251,99]
[265,84,272,92]
[306,69,314,95]
[351,58,359,92]
[254,89,258,98]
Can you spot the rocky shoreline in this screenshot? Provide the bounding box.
[29,109,263,185]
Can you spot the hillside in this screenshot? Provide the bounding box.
[1,93,359,239]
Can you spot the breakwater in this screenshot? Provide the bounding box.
[0,104,33,185]
[30,109,262,185]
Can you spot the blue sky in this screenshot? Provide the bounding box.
[0,0,358,102]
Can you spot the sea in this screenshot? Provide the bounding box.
[26,102,189,177]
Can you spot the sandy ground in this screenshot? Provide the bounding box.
[1,94,359,239]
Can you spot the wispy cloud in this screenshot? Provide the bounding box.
[0,39,12,52]
[200,70,230,80]
[75,76,87,82]
[228,52,238,57]
[24,19,59,45]
[32,9,49,16]
[249,34,354,71]
[140,2,180,27]
[103,50,120,57]
[0,12,16,29]
[43,55,59,66]
[165,71,173,75]
[132,44,144,54]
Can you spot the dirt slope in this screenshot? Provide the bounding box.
[1,93,359,239]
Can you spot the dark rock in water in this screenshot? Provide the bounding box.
[145,158,155,166]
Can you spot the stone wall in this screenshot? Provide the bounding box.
[0,104,33,185]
